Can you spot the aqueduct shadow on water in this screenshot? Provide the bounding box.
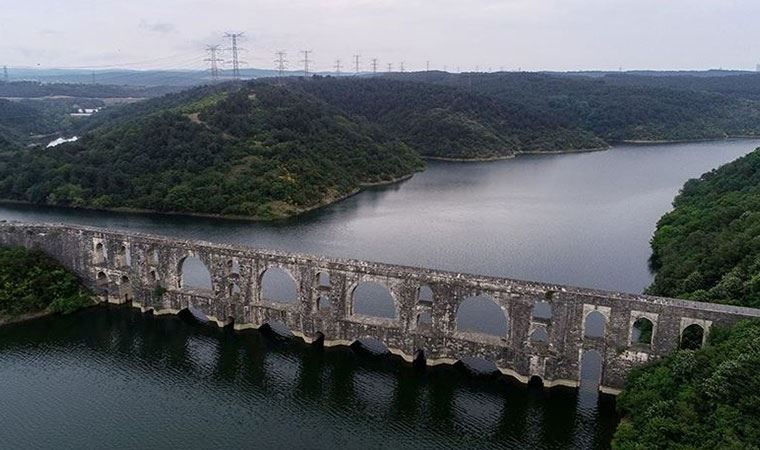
[4,221,759,394]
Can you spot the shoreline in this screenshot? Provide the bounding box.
[618,135,760,145]
[0,172,418,224]
[0,310,53,327]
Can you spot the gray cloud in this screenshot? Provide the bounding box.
[4,0,760,71]
[139,20,175,34]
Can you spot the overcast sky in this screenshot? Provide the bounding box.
[2,0,760,72]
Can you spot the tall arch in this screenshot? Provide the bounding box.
[260,267,299,305]
[178,255,213,291]
[352,281,396,319]
[456,295,509,337]
[580,349,603,390]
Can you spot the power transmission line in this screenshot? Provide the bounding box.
[334,58,342,75]
[300,50,313,76]
[225,32,245,79]
[371,58,378,74]
[2,65,7,82]
[205,45,223,81]
[275,51,287,77]
[353,53,360,74]
[400,61,405,73]
[426,60,430,71]
[387,63,393,73]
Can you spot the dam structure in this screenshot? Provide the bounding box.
[3,221,759,394]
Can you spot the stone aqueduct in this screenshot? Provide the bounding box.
[3,221,760,393]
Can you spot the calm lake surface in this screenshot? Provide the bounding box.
[1,139,758,449]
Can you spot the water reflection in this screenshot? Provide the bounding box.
[0,307,618,449]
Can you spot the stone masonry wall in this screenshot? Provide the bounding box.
[2,221,759,393]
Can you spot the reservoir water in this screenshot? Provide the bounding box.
[1,139,758,449]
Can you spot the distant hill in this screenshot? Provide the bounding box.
[0,80,177,98]
[282,77,605,159]
[0,82,422,219]
[388,72,760,142]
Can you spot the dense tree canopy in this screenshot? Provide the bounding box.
[0,246,93,317]
[283,77,605,159]
[647,148,760,308]
[0,83,422,219]
[613,320,760,450]
[391,72,760,142]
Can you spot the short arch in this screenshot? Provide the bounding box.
[456,295,509,337]
[229,282,242,297]
[352,281,397,319]
[416,310,432,326]
[530,326,549,343]
[147,248,159,265]
[418,285,434,303]
[457,356,499,375]
[532,300,553,320]
[94,242,105,264]
[680,324,705,350]
[260,267,299,305]
[178,255,213,291]
[96,271,107,282]
[528,375,544,388]
[631,317,654,346]
[352,337,390,355]
[316,294,330,311]
[116,245,130,267]
[149,269,158,282]
[227,258,240,274]
[317,271,330,288]
[584,311,607,338]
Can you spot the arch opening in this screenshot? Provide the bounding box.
[149,269,158,282]
[352,282,396,319]
[530,326,549,343]
[260,267,299,305]
[317,295,331,312]
[120,275,132,303]
[116,245,130,267]
[179,256,213,291]
[229,282,242,298]
[580,349,603,391]
[148,248,159,265]
[179,306,210,324]
[227,258,241,275]
[416,310,432,326]
[631,317,654,346]
[96,271,107,283]
[317,272,330,288]
[418,285,434,304]
[262,321,295,338]
[456,356,500,376]
[528,375,544,388]
[456,295,509,337]
[584,311,606,338]
[532,300,553,320]
[94,242,105,264]
[680,324,705,350]
[351,337,390,355]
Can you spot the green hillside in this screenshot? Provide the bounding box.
[0,82,422,219]
[392,72,760,142]
[647,147,760,308]
[284,77,605,159]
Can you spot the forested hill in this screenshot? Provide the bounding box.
[0,82,422,219]
[647,147,760,308]
[389,72,760,142]
[281,77,605,159]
